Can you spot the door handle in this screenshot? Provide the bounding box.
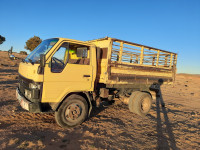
[83,75,90,77]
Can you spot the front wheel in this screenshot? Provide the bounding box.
[55,94,88,128]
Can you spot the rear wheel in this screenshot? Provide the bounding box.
[128,91,140,112]
[55,95,88,128]
[128,92,152,117]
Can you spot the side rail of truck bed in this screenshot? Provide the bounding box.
[107,38,178,85]
[111,38,177,69]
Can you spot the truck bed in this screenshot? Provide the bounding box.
[87,37,177,86]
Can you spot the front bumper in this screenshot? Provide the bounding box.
[16,88,42,113]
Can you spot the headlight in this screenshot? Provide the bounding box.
[29,83,40,89]
[25,89,31,99]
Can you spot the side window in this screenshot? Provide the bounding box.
[51,42,90,73]
[68,43,90,65]
[51,43,69,73]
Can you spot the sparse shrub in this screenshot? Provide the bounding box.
[20,51,28,55]
[0,35,6,44]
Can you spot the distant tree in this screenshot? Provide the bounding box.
[25,36,42,52]
[0,35,6,44]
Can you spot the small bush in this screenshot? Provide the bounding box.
[20,51,28,55]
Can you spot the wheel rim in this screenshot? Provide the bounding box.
[141,97,151,113]
[65,103,82,122]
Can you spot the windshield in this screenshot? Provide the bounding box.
[25,38,59,63]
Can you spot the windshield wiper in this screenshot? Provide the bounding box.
[28,59,34,65]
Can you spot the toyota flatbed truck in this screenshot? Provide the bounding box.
[13,37,177,128]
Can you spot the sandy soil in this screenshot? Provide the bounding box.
[0,51,199,150]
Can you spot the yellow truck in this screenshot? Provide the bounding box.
[14,37,177,128]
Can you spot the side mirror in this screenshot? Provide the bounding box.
[9,55,16,60]
[40,54,45,67]
[38,54,45,74]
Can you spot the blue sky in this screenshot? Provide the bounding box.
[0,0,200,74]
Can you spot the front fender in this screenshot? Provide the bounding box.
[49,92,93,116]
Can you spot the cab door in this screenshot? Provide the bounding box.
[42,42,93,103]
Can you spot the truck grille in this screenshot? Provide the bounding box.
[18,75,31,95]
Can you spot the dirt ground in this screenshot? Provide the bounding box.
[0,51,199,150]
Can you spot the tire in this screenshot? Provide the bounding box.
[128,91,141,113]
[55,94,88,128]
[129,92,152,117]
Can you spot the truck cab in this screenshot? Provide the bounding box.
[16,38,96,127]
